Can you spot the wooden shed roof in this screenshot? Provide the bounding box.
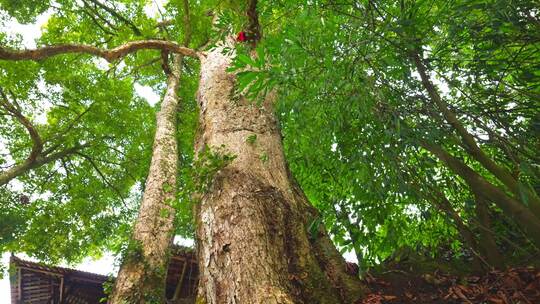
[10,246,198,304]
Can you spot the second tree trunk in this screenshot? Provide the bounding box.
[109,55,182,303]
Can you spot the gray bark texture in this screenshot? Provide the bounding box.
[193,43,366,304]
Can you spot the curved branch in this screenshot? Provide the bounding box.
[0,87,43,165]
[0,40,198,62]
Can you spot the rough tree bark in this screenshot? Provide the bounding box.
[109,54,183,303]
[193,41,366,304]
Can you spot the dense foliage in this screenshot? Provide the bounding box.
[0,0,538,275]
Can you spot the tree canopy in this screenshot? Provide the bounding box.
[0,0,539,279]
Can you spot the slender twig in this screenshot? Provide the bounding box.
[86,0,143,36]
[81,7,116,36]
[76,152,127,206]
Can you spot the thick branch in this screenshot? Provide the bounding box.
[0,40,198,62]
[473,192,504,268]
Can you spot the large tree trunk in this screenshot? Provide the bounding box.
[193,43,366,304]
[109,55,182,304]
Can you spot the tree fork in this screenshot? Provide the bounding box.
[0,89,95,186]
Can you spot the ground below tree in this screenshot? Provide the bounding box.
[359,259,540,303]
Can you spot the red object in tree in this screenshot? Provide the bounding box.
[237,31,247,42]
